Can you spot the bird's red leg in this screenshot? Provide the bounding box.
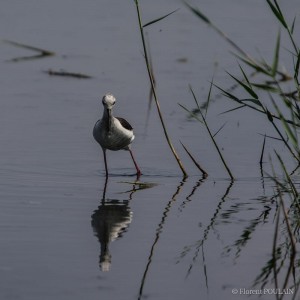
[129,149,141,178]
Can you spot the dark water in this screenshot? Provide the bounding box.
[0,1,299,299]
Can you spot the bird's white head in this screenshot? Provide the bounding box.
[102,93,116,110]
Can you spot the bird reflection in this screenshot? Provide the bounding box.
[91,178,133,272]
[91,199,132,271]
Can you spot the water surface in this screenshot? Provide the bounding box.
[0,1,299,299]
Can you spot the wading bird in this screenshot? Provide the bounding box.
[93,93,141,177]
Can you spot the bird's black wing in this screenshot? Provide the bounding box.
[116,117,133,131]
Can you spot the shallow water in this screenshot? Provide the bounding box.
[0,1,299,299]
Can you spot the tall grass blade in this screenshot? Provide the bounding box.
[266,0,287,29]
[271,30,281,77]
[226,71,258,99]
[278,192,296,254]
[294,52,300,80]
[272,206,280,292]
[188,85,234,180]
[185,3,251,60]
[251,83,279,93]
[217,83,299,127]
[213,122,227,138]
[180,142,208,177]
[215,84,263,112]
[275,151,299,200]
[183,2,211,24]
[178,103,203,123]
[267,0,298,55]
[233,53,271,76]
[143,9,179,28]
[219,104,247,115]
[240,99,262,107]
[270,96,298,150]
[259,134,266,165]
[144,33,156,132]
[134,0,188,178]
[258,133,282,141]
[263,104,300,162]
[204,79,213,118]
[215,85,241,102]
[291,16,296,34]
[238,63,252,87]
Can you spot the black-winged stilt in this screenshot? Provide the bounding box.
[93,93,141,177]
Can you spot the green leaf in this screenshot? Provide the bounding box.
[143,8,179,28]
[291,16,296,34]
[274,151,298,198]
[259,134,266,165]
[213,122,227,138]
[178,103,203,123]
[240,98,263,107]
[188,84,201,110]
[266,109,274,122]
[184,2,211,24]
[258,133,282,141]
[238,63,251,86]
[294,51,300,80]
[214,84,241,103]
[180,141,208,176]
[205,79,214,118]
[271,97,298,149]
[251,83,279,93]
[226,71,258,99]
[219,104,247,115]
[266,0,287,29]
[233,53,271,76]
[271,30,281,77]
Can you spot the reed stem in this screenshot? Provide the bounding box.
[134,0,187,178]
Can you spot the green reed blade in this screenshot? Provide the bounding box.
[250,83,279,93]
[291,16,296,34]
[270,96,298,150]
[178,103,203,123]
[143,8,179,28]
[294,52,300,80]
[180,141,208,177]
[213,122,227,138]
[134,0,188,178]
[238,63,252,87]
[188,85,234,180]
[275,151,299,198]
[226,71,258,99]
[183,2,210,24]
[271,30,281,77]
[240,98,263,107]
[205,80,213,118]
[219,104,247,115]
[266,0,287,29]
[259,134,266,165]
[233,53,271,76]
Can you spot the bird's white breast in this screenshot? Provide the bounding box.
[94,117,134,151]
